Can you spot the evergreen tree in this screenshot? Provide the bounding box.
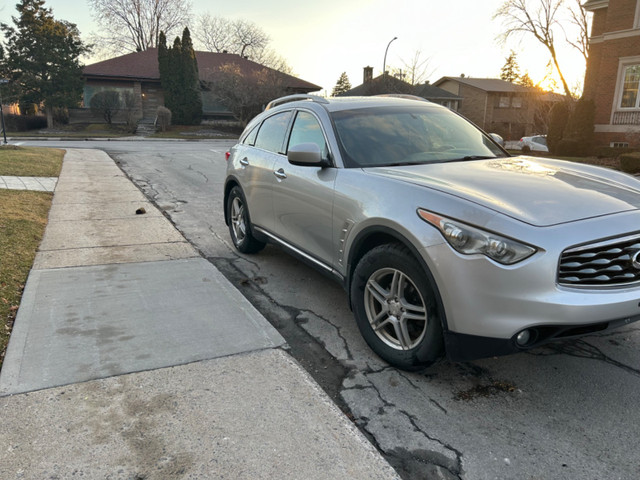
[500,51,520,83]
[517,72,535,88]
[331,72,352,96]
[158,27,202,125]
[547,101,570,155]
[1,0,90,127]
[179,27,202,125]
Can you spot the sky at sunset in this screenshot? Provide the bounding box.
[0,0,589,95]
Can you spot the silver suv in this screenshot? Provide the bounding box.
[225,94,640,370]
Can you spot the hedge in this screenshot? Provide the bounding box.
[619,152,640,174]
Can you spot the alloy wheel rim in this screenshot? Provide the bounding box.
[364,267,428,350]
[230,197,246,243]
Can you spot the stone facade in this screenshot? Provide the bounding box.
[583,0,640,147]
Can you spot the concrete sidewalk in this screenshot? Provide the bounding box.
[0,175,57,192]
[0,148,399,479]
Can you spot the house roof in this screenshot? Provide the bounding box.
[434,76,532,93]
[83,48,321,92]
[413,83,462,100]
[341,74,461,101]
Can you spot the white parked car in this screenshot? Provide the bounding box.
[518,135,548,153]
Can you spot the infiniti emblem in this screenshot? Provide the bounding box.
[633,250,640,270]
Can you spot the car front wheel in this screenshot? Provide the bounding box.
[227,186,265,254]
[351,244,444,370]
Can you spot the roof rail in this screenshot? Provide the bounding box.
[375,94,429,102]
[265,94,330,110]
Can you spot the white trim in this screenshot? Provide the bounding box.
[595,124,640,133]
[635,1,640,29]
[583,0,608,11]
[610,56,640,124]
[602,29,640,41]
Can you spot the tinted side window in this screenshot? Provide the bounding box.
[254,111,291,153]
[287,111,328,159]
[242,124,259,145]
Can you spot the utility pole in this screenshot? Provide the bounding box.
[0,79,8,145]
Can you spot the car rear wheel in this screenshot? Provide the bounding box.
[227,186,265,254]
[351,244,444,370]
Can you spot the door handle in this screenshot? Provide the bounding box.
[274,168,287,179]
[240,158,249,166]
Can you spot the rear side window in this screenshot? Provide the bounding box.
[287,111,329,160]
[242,124,259,145]
[254,111,291,153]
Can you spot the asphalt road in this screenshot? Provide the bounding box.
[22,139,640,480]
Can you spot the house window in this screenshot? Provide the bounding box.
[441,100,458,110]
[611,141,629,148]
[620,65,640,108]
[511,97,522,108]
[499,96,510,108]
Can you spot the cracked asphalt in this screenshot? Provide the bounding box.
[22,139,640,480]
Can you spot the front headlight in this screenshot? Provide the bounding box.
[417,209,537,265]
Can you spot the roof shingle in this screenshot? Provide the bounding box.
[83,48,321,91]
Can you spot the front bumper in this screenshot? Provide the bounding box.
[422,239,640,360]
[444,313,640,362]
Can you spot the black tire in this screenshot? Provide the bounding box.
[226,186,266,254]
[351,243,444,371]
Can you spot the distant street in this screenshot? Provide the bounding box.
[22,138,640,480]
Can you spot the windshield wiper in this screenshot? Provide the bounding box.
[445,155,497,162]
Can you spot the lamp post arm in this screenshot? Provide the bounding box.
[383,36,398,76]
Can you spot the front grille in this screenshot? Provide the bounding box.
[558,234,640,287]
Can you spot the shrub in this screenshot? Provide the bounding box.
[52,107,69,126]
[547,101,570,155]
[121,91,138,131]
[594,146,635,158]
[564,98,595,157]
[3,114,47,131]
[620,152,640,174]
[156,106,171,132]
[556,139,586,157]
[90,90,121,124]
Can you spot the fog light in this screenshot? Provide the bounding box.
[516,329,531,346]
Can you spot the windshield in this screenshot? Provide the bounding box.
[331,105,507,168]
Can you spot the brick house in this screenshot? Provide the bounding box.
[433,76,564,140]
[78,48,321,123]
[583,0,640,147]
[341,67,462,110]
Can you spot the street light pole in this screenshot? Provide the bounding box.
[383,36,398,76]
[0,79,7,145]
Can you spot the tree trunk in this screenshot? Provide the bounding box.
[548,45,573,99]
[46,105,54,128]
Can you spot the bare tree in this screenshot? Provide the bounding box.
[250,47,293,74]
[195,14,233,53]
[494,0,573,98]
[88,0,192,54]
[567,0,590,62]
[233,19,269,58]
[206,63,287,126]
[401,50,433,85]
[195,15,268,58]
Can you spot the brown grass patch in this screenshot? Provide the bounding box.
[0,189,53,370]
[0,146,64,177]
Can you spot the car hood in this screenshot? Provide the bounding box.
[367,156,640,226]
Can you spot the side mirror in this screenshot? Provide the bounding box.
[287,143,328,167]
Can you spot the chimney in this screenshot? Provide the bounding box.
[363,66,373,83]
